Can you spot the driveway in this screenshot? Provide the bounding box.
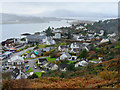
[25,59,43,73]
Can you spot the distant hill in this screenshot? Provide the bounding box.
[87,19,118,33]
[0,13,63,24]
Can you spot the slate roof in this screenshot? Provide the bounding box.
[38,57,47,62]
[59,64,69,69]
[12,68,20,78]
[27,35,46,39]
[46,63,55,68]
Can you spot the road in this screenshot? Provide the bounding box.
[15,47,35,56]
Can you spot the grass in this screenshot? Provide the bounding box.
[25,68,33,73]
[47,57,56,62]
[38,44,47,48]
[115,45,120,48]
[25,50,31,54]
[34,72,42,77]
[35,60,38,62]
[67,61,75,64]
[90,59,99,61]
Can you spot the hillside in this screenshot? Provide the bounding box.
[2,41,120,89]
[0,13,62,24]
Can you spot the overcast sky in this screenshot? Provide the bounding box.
[0,0,118,18]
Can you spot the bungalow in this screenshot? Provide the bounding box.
[76,26,85,30]
[46,63,58,70]
[43,37,55,45]
[75,60,88,67]
[58,45,69,52]
[59,64,69,72]
[70,42,85,53]
[107,33,116,37]
[38,57,48,66]
[100,39,109,43]
[73,34,80,40]
[43,47,55,52]
[60,52,71,60]
[53,29,62,39]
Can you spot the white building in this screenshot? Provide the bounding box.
[100,39,109,43]
[8,55,24,69]
[60,52,71,60]
[53,29,62,39]
[75,60,88,67]
[43,37,55,45]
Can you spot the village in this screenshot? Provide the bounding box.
[0,20,118,79]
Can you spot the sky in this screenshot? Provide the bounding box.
[0,0,119,18]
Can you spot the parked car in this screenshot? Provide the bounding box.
[33,65,37,69]
[24,60,29,63]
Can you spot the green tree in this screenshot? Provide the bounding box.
[67,30,72,39]
[80,49,88,59]
[45,26,54,36]
[59,72,67,78]
[67,63,75,71]
[108,40,112,44]
[103,30,107,37]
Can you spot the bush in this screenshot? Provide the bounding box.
[59,72,67,78]
[99,70,119,80]
[28,73,38,79]
[67,63,75,71]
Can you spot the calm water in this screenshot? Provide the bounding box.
[0,20,72,41]
[0,17,117,42]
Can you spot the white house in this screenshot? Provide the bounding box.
[60,52,71,60]
[58,45,69,52]
[46,63,58,70]
[70,42,79,49]
[107,33,116,37]
[8,55,24,69]
[76,26,85,29]
[43,37,55,45]
[100,39,109,43]
[31,53,36,58]
[53,29,62,39]
[75,60,88,67]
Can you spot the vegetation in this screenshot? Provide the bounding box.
[47,57,56,62]
[45,26,54,36]
[25,68,34,73]
[34,72,42,77]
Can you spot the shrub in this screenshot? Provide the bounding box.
[99,70,119,80]
[67,63,75,71]
[28,73,38,79]
[59,72,67,78]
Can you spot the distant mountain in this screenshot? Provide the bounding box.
[0,13,63,24]
[36,9,117,18]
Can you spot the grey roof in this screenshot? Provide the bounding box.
[46,63,55,67]
[26,35,46,40]
[38,57,47,62]
[59,64,69,69]
[12,68,20,78]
